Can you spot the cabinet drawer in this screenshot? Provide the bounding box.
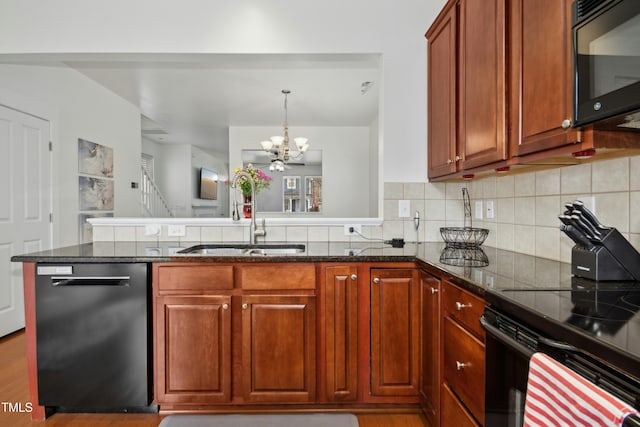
[443,316,485,424]
[240,263,316,290]
[156,264,234,291]
[441,383,481,427]
[442,282,484,339]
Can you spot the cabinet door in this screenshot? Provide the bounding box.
[509,0,577,156]
[427,1,458,179]
[155,295,231,404]
[242,295,316,403]
[458,0,507,170]
[420,272,441,427]
[441,384,482,427]
[443,316,485,424]
[370,269,420,396]
[324,265,358,402]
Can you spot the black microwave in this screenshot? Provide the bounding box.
[573,0,640,128]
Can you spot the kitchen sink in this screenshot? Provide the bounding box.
[177,243,306,256]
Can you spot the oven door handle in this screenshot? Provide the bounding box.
[480,315,535,358]
[538,336,579,352]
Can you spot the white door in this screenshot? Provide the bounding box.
[0,104,52,337]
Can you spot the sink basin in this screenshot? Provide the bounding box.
[177,243,306,256]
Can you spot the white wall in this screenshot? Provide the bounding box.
[229,126,371,217]
[142,139,230,218]
[0,64,141,247]
[0,0,449,183]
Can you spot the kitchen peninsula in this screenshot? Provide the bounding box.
[12,241,640,426]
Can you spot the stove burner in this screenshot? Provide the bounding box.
[621,294,640,309]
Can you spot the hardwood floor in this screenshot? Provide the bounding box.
[0,330,429,427]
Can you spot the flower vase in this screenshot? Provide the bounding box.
[243,195,252,218]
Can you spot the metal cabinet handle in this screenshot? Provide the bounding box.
[351,274,358,281]
[455,301,471,311]
[561,119,572,129]
[456,361,467,370]
[455,155,462,162]
[373,277,380,284]
[242,303,248,310]
[447,159,453,165]
[222,303,229,310]
[431,287,439,294]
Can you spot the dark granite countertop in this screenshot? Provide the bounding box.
[11,240,640,377]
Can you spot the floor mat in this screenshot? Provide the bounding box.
[158,413,359,427]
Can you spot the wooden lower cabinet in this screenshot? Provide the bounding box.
[420,271,441,427]
[441,280,486,426]
[242,294,316,403]
[323,265,359,402]
[441,383,481,427]
[155,295,232,404]
[370,268,420,397]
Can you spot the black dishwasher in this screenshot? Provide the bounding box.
[35,263,154,413]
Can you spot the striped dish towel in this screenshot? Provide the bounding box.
[523,352,639,427]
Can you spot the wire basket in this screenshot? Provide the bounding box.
[439,245,489,267]
[440,226,489,248]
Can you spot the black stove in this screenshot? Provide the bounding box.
[486,276,640,377]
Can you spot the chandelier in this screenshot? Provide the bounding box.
[259,89,309,172]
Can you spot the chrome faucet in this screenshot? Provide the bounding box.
[231,171,266,244]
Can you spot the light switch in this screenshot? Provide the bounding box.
[398,200,411,218]
[167,224,186,237]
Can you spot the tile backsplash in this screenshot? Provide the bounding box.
[93,155,640,263]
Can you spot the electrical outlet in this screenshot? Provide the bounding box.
[167,224,186,237]
[486,200,495,219]
[398,200,411,218]
[344,224,362,236]
[475,201,483,220]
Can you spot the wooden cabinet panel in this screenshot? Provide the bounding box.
[427,1,458,179]
[441,383,482,427]
[240,263,316,290]
[458,0,507,170]
[242,295,316,403]
[420,271,441,427]
[443,316,485,424]
[324,265,358,402]
[509,0,578,156]
[156,295,231,404]
[370,269,420,396]
[156,264,234,291]
[442,281,485,340]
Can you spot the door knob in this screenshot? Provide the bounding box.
[456,361,467,370]
[561,119,572,129]
[373,278,380,284]
[351,274,358,281]
[455,301,471,310]
[222,303,229,310]
[431,287,439,294]
[242,303,248,310]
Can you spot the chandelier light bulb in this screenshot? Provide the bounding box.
[270,136,284,147]
[294,137,308,150]
[260,140,273,150]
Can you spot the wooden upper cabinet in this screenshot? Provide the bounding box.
[458,0,507,170]
[509,0,578,156]
[427,0,458,179]
[427,0,507,179]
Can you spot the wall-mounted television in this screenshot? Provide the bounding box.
[199,167,218,200]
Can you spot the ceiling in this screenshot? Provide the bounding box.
[40,53,381,156]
